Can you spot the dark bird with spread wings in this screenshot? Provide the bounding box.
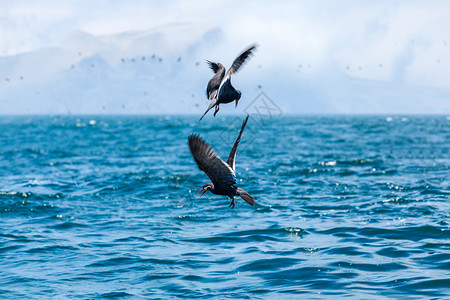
[188,115,255,208]
[200,44,257,121]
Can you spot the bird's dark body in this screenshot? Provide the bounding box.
[208,184,238,198]
[217,79,241,104]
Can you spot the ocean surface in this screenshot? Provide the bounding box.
[0,115,449,299]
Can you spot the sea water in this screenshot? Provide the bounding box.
[0,115,449,298]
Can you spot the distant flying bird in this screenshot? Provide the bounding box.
[188,115,255,208]
[200,44,257,121]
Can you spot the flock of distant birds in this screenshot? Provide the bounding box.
[2,38,448,87]
[1,47,261,110]
[189,44,257,208]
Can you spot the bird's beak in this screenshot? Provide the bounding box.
[235,99,239,108]
[197,187,207,197]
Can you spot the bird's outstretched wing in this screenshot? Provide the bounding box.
[188,134,236,188]
[227,115,249,171]
[206,60,221,74]
[217,44,257,98]
[225,44,258,79]
[205,61,225,100]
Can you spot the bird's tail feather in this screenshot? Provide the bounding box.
[199,98,218,121]
[237,187,255,206]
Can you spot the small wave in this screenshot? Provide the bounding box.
[394,278,450,297]
[237,257,302,272]
[25,245,78,254]
[376,246,417,258]
[142,273,178,281]
[357,225,446,242]
[330,261,407,272]
[100,291,133,298]
[0,191,64,201]
[50,222,88,230]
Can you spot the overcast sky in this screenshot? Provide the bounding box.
[0,0,449,114]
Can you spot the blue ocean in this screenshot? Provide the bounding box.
[0,115,449,299]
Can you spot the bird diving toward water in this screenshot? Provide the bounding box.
[199,44,257,121]
[188,115,255,208]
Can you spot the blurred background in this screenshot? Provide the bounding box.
[0,0,449,115]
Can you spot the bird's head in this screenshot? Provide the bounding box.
[198,182,214,197]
